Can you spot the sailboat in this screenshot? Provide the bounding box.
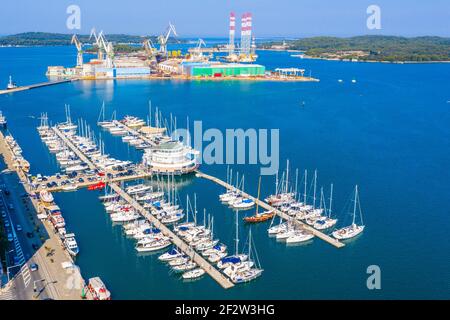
[313,184,338,230]
[244,177,275,223]
[228,229,263,283]
[217,210,248,269]
[332,185,365,240]
[98,107,117,129]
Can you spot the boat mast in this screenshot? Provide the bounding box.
[285,159,289,194]
[255,176,261,215]
[294,168,298,200]
[329,183,333,218]
[313,169,317,208]
[194,193,197,225]
[248,228,252,262]
[303,169,307,204]
[234,209,239,255]
[275,171,278,195]
[352,185,358,225]
[203,208,206,228]
[319,187,324,210]
[186,194,189,223]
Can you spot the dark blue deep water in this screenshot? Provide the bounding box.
[0,45,449,299]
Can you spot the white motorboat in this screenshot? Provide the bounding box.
[231,268,263,284]
[39,190,54,203]
[207,251,227,263]
[158,248,184,261]
[126,184,152,195]
[168,256,190,267]
[172,261,197,272]
[286,230,314,244]
[110,211,140,223]
[62,184,78,191]
[182,268,205,280]
[64,233,79,256]
[135,239,171,252]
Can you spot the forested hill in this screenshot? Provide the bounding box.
[262,35,450,62]
[0,32,180,46]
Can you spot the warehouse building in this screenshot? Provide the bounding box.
[188,63,265,77]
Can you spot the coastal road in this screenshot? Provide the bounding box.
[0,167,54,300]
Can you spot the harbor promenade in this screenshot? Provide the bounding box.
[0,131,85,300]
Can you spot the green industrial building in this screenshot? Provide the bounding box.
[190,63,265,77]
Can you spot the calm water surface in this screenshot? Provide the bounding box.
[0,45,449,299]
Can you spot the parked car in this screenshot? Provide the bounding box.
[30,263,39,272]
[16,224,22,232]
[7,233,13,242]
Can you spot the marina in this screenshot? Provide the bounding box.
[1,33,449,300]
[0,103,352,292]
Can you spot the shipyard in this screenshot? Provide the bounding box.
[45,13,318,83]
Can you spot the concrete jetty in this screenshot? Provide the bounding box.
[195,171,345,249]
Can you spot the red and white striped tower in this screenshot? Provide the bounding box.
[229,12,236,54]
[240,12,252,56]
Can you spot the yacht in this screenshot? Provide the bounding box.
[207,251,227,263]
[217,210,249,269]
[64,233,79,256]
[39,190,54,203]
[122,115,146,129]
[142,140,199,175]
[158,247,184,261]
[228,229,263,283]
[126,184,152,195]
[286,230,314,244]
[110,211,140,223]
[231,198,255,209]
[172,261,197,272]
[182,268,205,280]
[231,268,263,284]
[169,256,190,267]
[135,239,171,252]
[0,111,7,128]
[332,185,365,240]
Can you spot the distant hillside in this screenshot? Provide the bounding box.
[0,32,181,46]
[262,35,450,62]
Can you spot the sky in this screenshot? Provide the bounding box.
[0,0,449,37]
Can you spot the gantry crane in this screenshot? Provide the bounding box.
[157,23,177,56]
[98,31,115,68]
[89,28,104,60]
[71,34,83,67]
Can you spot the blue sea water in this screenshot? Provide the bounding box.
[0,45,449,299]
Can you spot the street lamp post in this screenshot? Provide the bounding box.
[33,279,46,299]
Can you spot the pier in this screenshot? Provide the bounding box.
[0,79,76,95]
[195,171,345,249]
[50,125,235,289]
[109,183,234,289]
